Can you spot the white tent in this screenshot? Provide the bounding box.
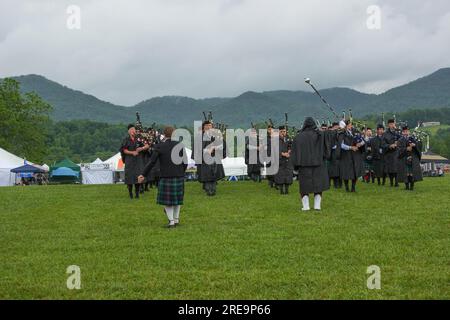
[105,153,124,172]
[0,147,28,186]
[80,158,114,185]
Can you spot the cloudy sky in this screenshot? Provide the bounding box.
[1,0,450,105]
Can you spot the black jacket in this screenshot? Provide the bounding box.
[142,139,188,178]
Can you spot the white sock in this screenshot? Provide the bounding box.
[165,206,174,224]
[314,194,322,210]
[301,195,310,211]
[173,205,181,223]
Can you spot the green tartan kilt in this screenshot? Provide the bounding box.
[157,177,185,206]
[406,164,413,175]
[364,161,374,171]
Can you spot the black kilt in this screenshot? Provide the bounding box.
[372,159,385,177]
[298,164,330,194]
[384,150,399,174]
[157,177,185,206]
[124,154,144,185]
[197,163,225,182]
[327,159,340,178]
[274,160,293,185]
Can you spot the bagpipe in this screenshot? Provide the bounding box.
[203,110,228,139]
[284,113,297,150]
[201,111,229,154]
[381,113,429,153]
[347,109,367,147]
[410,123,430,153]
[135,112,156,148]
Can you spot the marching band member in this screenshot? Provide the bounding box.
[245,127,263,182]
[327,122,341,189]
[363,128,375,183]
[397,126,423,190]
[138,127,188,228]
[265,124,275,188]
[370,124,387,185]
[273,126,293,195]
[291,117,330,211]
[195,121,227,196]
[338,120,365,192]
[120,124,148,199]
[382,119,400,187]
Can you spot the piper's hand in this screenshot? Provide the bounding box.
[407,146,413,152]
[133,151,139,156]
[390,144,397,149]
[138,175,145,184]
[351,146,359,152]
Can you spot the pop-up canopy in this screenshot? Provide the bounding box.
[50,158,80,172]
[51,167,79,177]
[10,164,46,173]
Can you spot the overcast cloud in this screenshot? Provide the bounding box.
[1,0,450,105]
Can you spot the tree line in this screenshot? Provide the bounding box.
[2,77,450,165]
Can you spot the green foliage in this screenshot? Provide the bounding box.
[363,108,450,127]
[0,179,449,299]
[44,120,129,164]
[0,78,52,163]
[429,128,450,159]
[10,68,450,128]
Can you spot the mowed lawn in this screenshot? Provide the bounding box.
[0,177,449,299]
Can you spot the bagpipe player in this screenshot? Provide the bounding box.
[138,127,188,228]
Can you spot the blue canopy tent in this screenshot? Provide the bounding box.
[10,163,46,181]
[10,164,45,173]
[50,167,80,184]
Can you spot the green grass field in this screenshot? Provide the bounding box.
[0,177,449,300]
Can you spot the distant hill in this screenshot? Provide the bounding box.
[6,68,450,127]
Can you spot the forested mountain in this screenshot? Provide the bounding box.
[6,68,450,128]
